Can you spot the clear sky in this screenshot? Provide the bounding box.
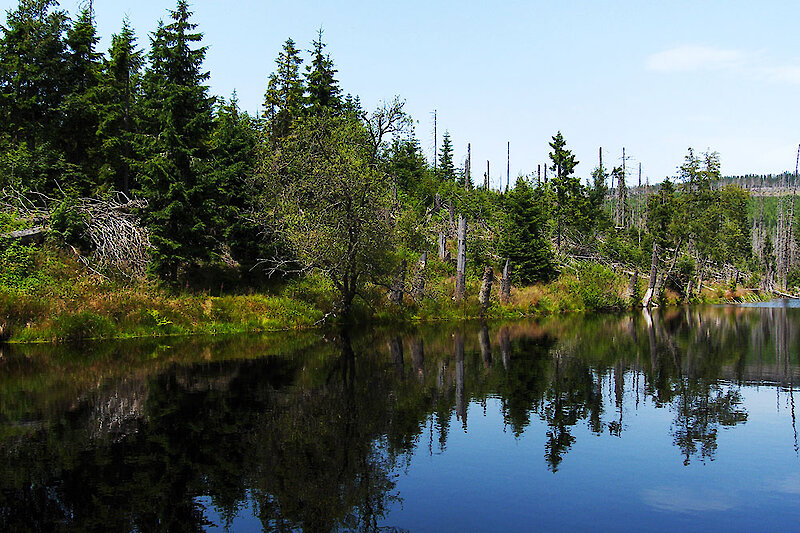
[4,0,800,187]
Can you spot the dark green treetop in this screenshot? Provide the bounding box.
[263,38,304,143]
[304,28,342,115]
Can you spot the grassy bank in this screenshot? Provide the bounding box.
[0,242,763,344]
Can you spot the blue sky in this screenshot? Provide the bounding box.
[4,0,800,187]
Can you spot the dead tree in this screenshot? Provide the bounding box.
[411,251,427,301]
[455,215,467,300]
[389,259,407,305]
[625,269,638,304]
[438,231,448,261]
[500,258,512,304]
[642,244,659,307]
[478,266,494,314]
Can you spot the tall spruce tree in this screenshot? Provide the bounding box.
[139,0,216,282]
[0,0,69,190]
[438,131,455,181]
[263,38,304,143]
[500,178,556,283]
[548,131,583,250]
[212,94,262,270]
[304,28,341,115]
[60,7,103,193]
[97,18,143,194]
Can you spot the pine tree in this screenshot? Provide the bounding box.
[548,131,583,250]
[263,38,303,143]
[211,94,262,270]
[97,18,143,194]
[500,178,556,283]
[59,7,103,193]
[438,131,455,181]
[0,0,69,190]
[304,28,341,115]
[139,0,216,282]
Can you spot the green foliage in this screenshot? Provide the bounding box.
[499,178,555,284]
[438,131,455,182]
[51,310,115,342]
[259,113,394,316]
[49,198,89,250]
[547,131,587,248]
[567,263,624,311]
[97,18,143,194]
[304,28,342,115]
[264,38,304,142]
[0,241,41,290]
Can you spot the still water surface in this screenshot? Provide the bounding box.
[2,303,800,531]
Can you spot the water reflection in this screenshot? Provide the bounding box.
[1,305,800,530]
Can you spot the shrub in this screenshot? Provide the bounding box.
[52,311,115,342]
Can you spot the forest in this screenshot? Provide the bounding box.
[0,0,798,341]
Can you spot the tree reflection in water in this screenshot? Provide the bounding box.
[1,305,800,529]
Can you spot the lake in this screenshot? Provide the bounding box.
[2,303,800,531]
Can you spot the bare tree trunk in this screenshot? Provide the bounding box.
[438,231,447,261]
[389,259,407,305]
[500,258,512,304]
[642,244,659,307]
[479,266,494,314]
[412,251,427,301]
[448,201,455,236]
[455,216,467,300]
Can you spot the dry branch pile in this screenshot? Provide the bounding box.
[1,189,152,277]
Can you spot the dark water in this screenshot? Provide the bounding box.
[2,304,800,532]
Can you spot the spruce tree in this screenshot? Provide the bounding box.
[0,0,69,190]
[139,0,216,282]
[499,178,555,283]
[60,7,103,193]
[211,94,262,270]
[97,18,143,194]
[438,131,455,182]
[548,131,584,250]
[263,38,304,143]
[304,28,341,115]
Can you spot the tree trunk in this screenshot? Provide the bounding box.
[455,216,467,300]
[389,259,406,305]
[625,269,638,304]
[479,266,494,314]
[500,258,512,303]
[412,251,428,301]
[642,244,659,307]
[438,231,447,261]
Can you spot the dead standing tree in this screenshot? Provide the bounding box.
[455,215,467,300]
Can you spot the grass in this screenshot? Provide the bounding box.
[0,243,753,344]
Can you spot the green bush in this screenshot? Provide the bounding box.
[49,198,89,250]
[52,311,115,342]
[572,263,624,311]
